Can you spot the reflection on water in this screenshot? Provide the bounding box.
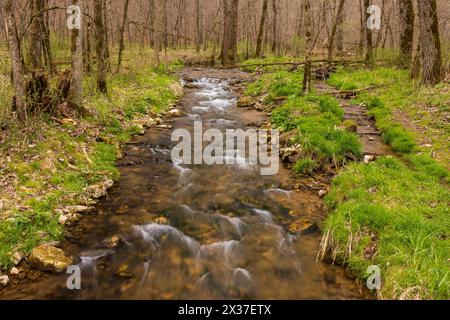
[0,68,367,300]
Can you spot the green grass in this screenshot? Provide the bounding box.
[245,70,304,102]
[323,66,450,299]
[244,68,361,175]
[323,156,449,299]
[327,66,450,166]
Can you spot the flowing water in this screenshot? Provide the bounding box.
[1,68,367,300]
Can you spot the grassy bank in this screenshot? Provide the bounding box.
[242,61,449,299]
[244,69,362,175]
[0,47,184,271]
[324,67,449,299]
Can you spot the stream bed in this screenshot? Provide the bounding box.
[1,68,368,300]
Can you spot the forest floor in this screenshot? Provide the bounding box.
[0,51,448,299]
[240,60,449,300]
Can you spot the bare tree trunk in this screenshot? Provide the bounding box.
[29,0,44,70]
[336,1,345,55]
[41,0,54,74]
[417,0,442,85]
[364,0,373,65]
[327,0,346,62]
[358,0,365,56]
[220,0,239,66]
[94,0,108,93]
[255,0,269,58]
[4,0,27,121]
[302,0,312,94]
[271,0,278,55]
[69,0,83,106]
[84,20,92,73]
[398,0,414,69]
[117,0,130,73]
[196,0,202,52]
[153,0,161,66]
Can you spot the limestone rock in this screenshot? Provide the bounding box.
[12,252,22,265]
[288,219,319,235]
[86,179,114,199]
[237,96,255,108]
[64,206,94,214]
[318,190,328,198]
[103,235,121,248]
[167,109,182,117]
[280,145,302,162]
[363,155,375,164]
[29,245,73,273]
[0,275,9,287]
[58,214,69,225]
[10,267,20,275]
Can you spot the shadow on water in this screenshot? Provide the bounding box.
[1,67,370,300]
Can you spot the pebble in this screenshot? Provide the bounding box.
[318,190,328,198]
[363,155,375,164]
[10,267,20,275]
[0,275,9,287]
[12,252,23,265]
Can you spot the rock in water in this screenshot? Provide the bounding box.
[288,219,319,235]
[29,245,73,273]
[0,275,9,287]
[167,109,182,117]
[237,97,255,108]
[103,235,121,248]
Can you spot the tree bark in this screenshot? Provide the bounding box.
[196,0,202,52]
[364,0,373,65]
[69,0,84,106]
[255,0,269,58]
[417,0,442,85]
[4,0,27,121]
[302,0,312,94]
[271,0,278,55]
[117,0,130,73]
[29,0,44,70]
[220,0,239,66]
[94,0,108,93]
[336,1,345,55]
[327,0,346,63]
[398,0,414,68]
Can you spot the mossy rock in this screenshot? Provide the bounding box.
[342,119,358,133]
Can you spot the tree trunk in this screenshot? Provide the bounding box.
[398,0,414,69]
[336,1,345,55]
[327,0,346,63]
[364,0,373,65]
[255,0,269,58]
[417,0,442,85]
[69,0,84,106]
[153,0,161,66]
[117,0,130,73]
[220,0,239,66]
[94,0,108,93]
[271,0,278,55]
[302,0,312,94]
[4,0,27,121]
[196,0,202,52]
[29,0,44,70]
